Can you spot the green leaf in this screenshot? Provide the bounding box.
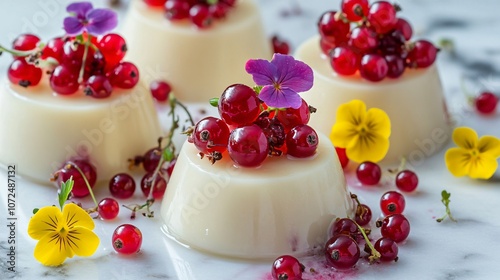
[162,147,175,162]
[441,190,451,204]
[33,208,39,214]
[209,98,219,107]
[58,177,74,210]
[253,85,263,94]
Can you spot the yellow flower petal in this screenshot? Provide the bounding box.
[468,153,499,179]
[34,232,71,266]
[67,227,100,257]
[62,203,95,230]
[452,127,478,150]
[336,99,366,125]
[330,121,358,148]
[445,147,470,177]
[28,206,62,240]
[365,108,391,139]
[478,135,500,157]
[346,132,390,163]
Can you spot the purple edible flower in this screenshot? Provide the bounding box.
[245,53,313,109]
[63,2,117,36]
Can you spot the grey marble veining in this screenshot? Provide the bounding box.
[1,0,500,279]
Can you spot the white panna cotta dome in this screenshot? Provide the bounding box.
[0,78,161,184]
[295,36,452,163]
[121,0,272,103]
[161,133,354,259]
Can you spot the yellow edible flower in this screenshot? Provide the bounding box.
[445,126,500,179]
[330,99,391,163]
[28,203,99,266]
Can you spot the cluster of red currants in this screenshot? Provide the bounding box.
[143,0,237,28]
[190,83,318,167]
[7,32,139,98]
[318,0,438,82]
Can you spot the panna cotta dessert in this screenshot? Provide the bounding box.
[295,1,451,163]
[161,55,354,258]
[0,2,161,184]
[121,0,272,103]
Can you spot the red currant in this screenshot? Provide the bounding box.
[335,147,349,168]
[85,75,113,98]
[271,255,304,280]
[341,0,369,21]
[349,26,378,52]
[97,33,127,69]
[380,191,405,215]
[50,65,80,95]
[140,172,167,199]
[142,147,162,173]
[317,11,350,48]
[375,237,399,261]
[330,218,358,240]
[209,3,229,19]
[286,125,318,158]
[330,46,359,76]
[228,125,269,167]
[218,84,260,126]
[395,18,413,40]
[98,198,120,220]
[112,224,142,254]
[379,213,410,243]
[325,234,360,269]
[320,37,338,55]
[192,117,230,155]
[367,1,398,34]
[41,37,65,63]
[395,170,419,192]
[271,35,290,55]
[385,54,405,78]
[189,4,212,28]
[356,161,381,185]
[407,40,438,68]
[276,99,311,131]
[57,160,97,198]
[144,0,167,7]
[355,203,372,226]
[62,40,94,70]
[12,34,40,57]
[108,61,139,89]
[475,91,498,115]
[359,54,388,82]
[150,80,172,102]
[109,173,136,199]
[7,59,42,87]
[165,0,190,20]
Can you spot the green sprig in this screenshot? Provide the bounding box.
[436,190,457,223]
[58,177,74,210]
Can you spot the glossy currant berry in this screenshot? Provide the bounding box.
[355,203,372,226]
[165,0,190,20]
[112,224,142,254]
[341,0,369,21]
[395,170,419,192]
[189,4,212,28]
[349,26,378,52]
[379,213,410,243]
[140,172,167,199]
[57,159,97,198]
[108,61,140,89]
[12,34,40,57]
[330,218,358,240]
[375,237,399,261]
[255,116,286,151]
[228,125,269,167]
[276,99,311,131]
[320,37,338,55]
[85,75,113,98]
[50,65,80,95]
[7,59,42,87]
[41,37,65,63]
[271,35,290,55]
[317,11,350,47]
[380,191,406,215]
[97,33,127,69]
[98,198,120,220]
[142,147,162,173]
[330,46,359,76]
[209,2,229,19]
[356,161,382,185]
[475,91,498,115]
[192,117,230,154]
[150,80,172,102]
[367,1,398,34]
[395,18,413,40]
[385,54,405,78]
[61,40,94,70]
[377,30,406,56]
[271,255,304,280]
[335,147,349,168]
[286,125,318,158]
[218,84,260,126]
[407,40,438,68]
[109,173,136,199]
[144,0,167,7]
[359,54,388,82]
[325,234,360,269]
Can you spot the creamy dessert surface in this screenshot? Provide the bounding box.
[161,133,353,259]
[0,78,161,183]
[122,0,272,103]
[296,36,452,163]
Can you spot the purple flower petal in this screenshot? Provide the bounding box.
[86,9,118,35]
[67,2,93,19]
[259,86,302,109]
[271,53,313,93]
[245,58,277,86]
[63,17,85,35]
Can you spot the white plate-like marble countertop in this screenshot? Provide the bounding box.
[1,0,500,279]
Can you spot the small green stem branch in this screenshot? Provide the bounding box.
[66,161,98,209]
[0,45,34,57]
[354,220,380,263]
[78,35,91,83]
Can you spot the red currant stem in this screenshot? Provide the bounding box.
[354,220,381,263]
[122,199,155,219]
[173,96,195,127]
[66,161,98,208]
[0,45,35,57]
[78,34,92,83]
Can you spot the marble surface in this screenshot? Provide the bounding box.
[1,0,500,279]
